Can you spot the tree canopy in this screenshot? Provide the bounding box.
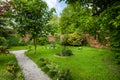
[59,0,120,15]
[11,0,54,54]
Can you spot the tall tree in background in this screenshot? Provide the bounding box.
[59,0,119,15]
[12,0,54,55]
[59,5,75,34]
[99,2,120,51]
[59,3,99,36]
[46,14,59,35]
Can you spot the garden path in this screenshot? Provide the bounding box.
[10,50,51,80]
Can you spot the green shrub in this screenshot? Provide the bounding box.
[61,49,73,56]
[6,34,20,47]
[6,61,20,79]
[38,58,49,67]
[60,35,69,46]
[114,53,120,64]
[38,36,49,45]
[37,58,72,80]
[6,34,29,47]
[0,37,7,46]
[19,40,29,46]
[47,63,58,78]
[0,46,9,55]
[56,47,73,56]
[41,66,50,73]
[55,69,72,80]
[60,33,86,46]
[68,32,85,46]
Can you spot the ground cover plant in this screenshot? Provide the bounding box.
[26,45,120,80]
[0,53,24,80]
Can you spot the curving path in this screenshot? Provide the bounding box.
[10,50,51,80]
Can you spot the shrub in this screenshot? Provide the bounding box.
[37,58,72,80]
[6,62,19,78]
[61,49,73,56]
[41,66,50,73]
[38,58,49,67]
[0,46,9,55]
[0,37,7,46]
[19,40,29,46]
[114,53,120,64]
[55,69,72,80]
[6,34,20,47]
[38,36,49,45]
[47,63,58,78]
[60,33,87,46]
[68,32,85,46]
[6,34,29,47]
[56,47,73,56]
[60,35,69,46]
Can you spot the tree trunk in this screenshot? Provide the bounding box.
[33,38,37,55]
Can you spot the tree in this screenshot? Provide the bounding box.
[0,0,13,37]
[46,14,59,35]
[12,0,54,55]
[59,0,119,16]
[59,5,75,34]
[99,2,120,50]
[59,3,99,36]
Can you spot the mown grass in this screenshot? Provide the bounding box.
[9,46,28,50]
[0,53,24,80]
[26,45,120,80]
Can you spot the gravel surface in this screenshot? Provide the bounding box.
[11,50,51,80]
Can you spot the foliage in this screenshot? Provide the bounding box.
[61,49,73,56]
[0,0,14,38]
[6,62,19,78]
[6,34,19,47]
[0,54,24,80]
[38,36,49,45]
[59,3,99,37]
[37,57,72,80]
[27,45,32,52]
[59,5,77,34]
[68,32,85,46]
[0,37,7,46]
[6,34,29,48]
[114,53,120,64]
[59,0,119,16]
[60,33,86,46]
[11,0,54,55]
[56,47,73,56]
[47,15,59,35]
[99,2,120,50]
[0,0,12,23]
[56,69,72,80]
[98,2,120,63]
[60,34,69,46]
[0,37,9,55]
[0,46,9,55]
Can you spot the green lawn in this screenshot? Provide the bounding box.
[26,45,120,80]
[0,53,24,80]
[9,46,28,50]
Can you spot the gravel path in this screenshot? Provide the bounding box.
[11,50,51,80]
